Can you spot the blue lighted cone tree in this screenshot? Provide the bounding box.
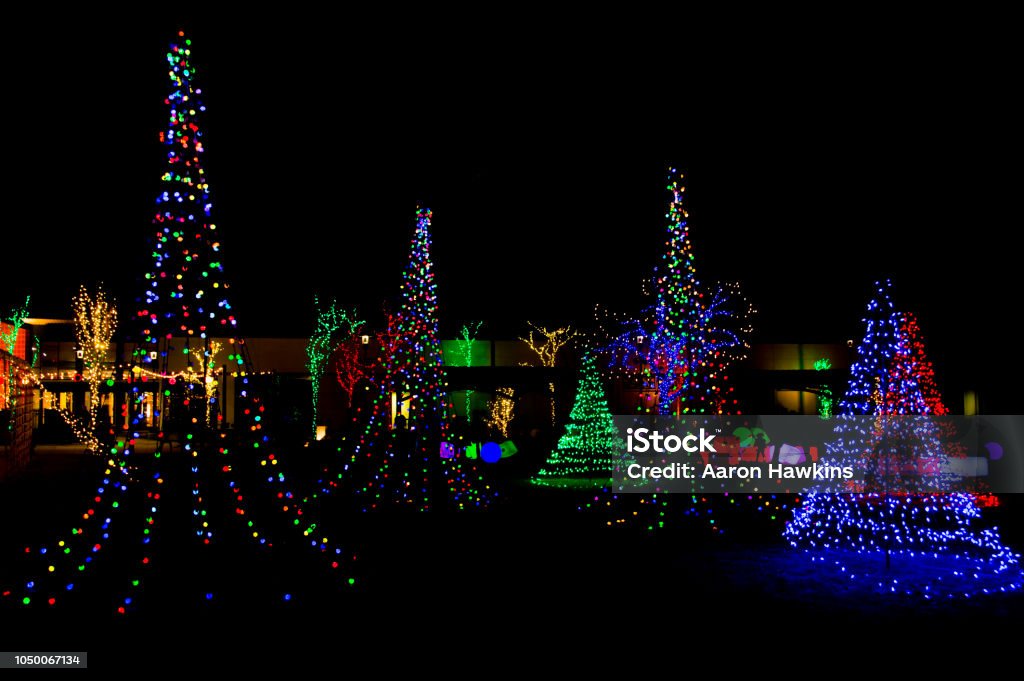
[533,352,624,488]
[350,207,491,511]
[784,280,1022,597]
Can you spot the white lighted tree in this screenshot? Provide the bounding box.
[520,322,577,424]
[62,285,117,452]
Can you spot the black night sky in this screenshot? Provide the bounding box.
[6,15,1018,408]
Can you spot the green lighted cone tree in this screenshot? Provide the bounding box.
[533,353,624,488]
[349,206,492,511]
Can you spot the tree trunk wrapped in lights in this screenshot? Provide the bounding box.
[59,286,117,453]
[485,387,515,439]
[1,296,30,428]
[519,322,577,425]
[452,321,482,423]
[307,296,362,436]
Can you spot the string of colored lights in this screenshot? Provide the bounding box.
[2,440,132,609]
[116,441,163,615]
[533,353,622,488]
[519,322,576,425]
[319,311,396,498]
[783,281,1022,597]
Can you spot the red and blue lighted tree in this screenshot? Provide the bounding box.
[784,280,1022,597]
[349,207,491,511]
[583,169,781,533]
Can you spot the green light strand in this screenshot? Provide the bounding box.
[814,356,833,419]
[2,296,30,430]
[306,295,363,437]
[455,321,482,422]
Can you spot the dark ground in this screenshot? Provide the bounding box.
[1,445,1022,670]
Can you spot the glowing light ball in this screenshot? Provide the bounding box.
[481,442,502,464]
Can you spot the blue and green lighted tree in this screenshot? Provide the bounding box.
[600,168,753,415]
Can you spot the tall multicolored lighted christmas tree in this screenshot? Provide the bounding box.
[0,33,352,615]
[784,280,1022,597]
[533,353,624,488]
[583,168,778,533]
[348,207,491,511]
[135,33,238,371]
[124,33,261,554]
[123,31,260,450]
[602,168,753,416]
